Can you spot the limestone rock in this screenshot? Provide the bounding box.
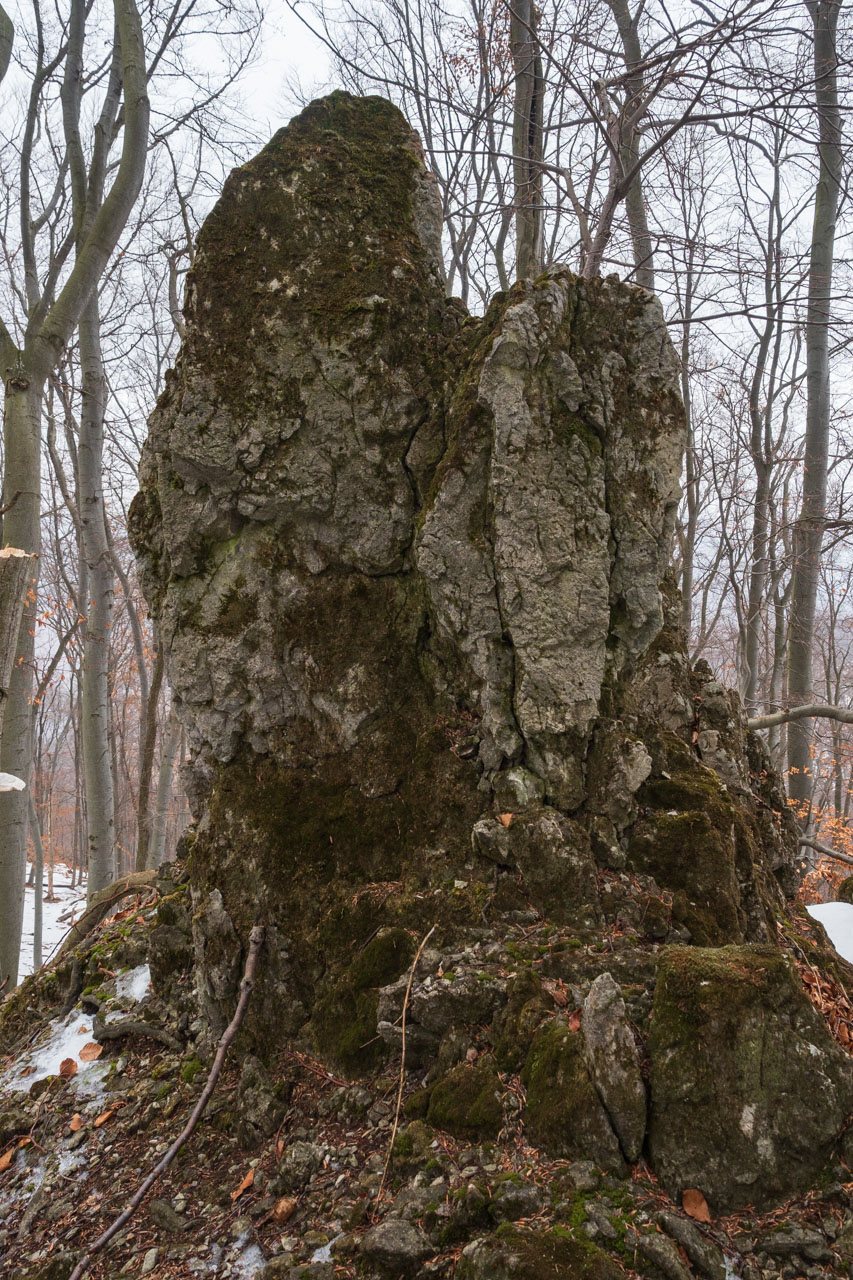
[582,973,646,1162]
[457,1228,624,1280]
[359,1220,430,1277]
[648,945,853,1211]
[522,1016,626,1174]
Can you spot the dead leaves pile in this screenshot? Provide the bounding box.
[797,961,853,1054]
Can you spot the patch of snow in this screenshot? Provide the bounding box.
[1,1008,96,1093]
[115,964,151,1003]
[57,1148,88,1179]
[807,901,853,963]
[18,864,87,980]
[312,1231,343,1264]
[232,1233,266,1276]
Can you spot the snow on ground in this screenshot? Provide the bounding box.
[807,901,853,964]
[18,863,87,980]
[0,963,151,1097]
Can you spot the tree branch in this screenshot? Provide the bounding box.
[748,703,853,730]
[67,925,265,1280]
[799,836,853,868]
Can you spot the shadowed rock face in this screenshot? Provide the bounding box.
[130,91,831,1212]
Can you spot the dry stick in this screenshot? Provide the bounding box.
[68,923,265,1280]
[376,924,436,1211]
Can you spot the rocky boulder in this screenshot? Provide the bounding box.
[128,90,836,1213]
[648,944,853,1210]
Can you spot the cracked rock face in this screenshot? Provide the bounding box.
[131,91,683,822]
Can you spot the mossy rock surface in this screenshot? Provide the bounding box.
[426,1058,504,1140]
[311,928,415,1074]
[457,1226,624,1280]
[838,876,853,904]
[522,1018,625,1173]
[648,943,853,1211]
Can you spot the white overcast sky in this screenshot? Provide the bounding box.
[239,3,333,135]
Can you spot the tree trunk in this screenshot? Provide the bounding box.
[135,640,164,871]
[78,296,116,897]
[29,792,45,971]
[0,372,43,991]
[605,0,655,290]
[511,0,544,280]
[786,0,843,818]
[148,710,181,869]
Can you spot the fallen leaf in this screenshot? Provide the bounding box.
[0,1147,15,1173]
[568,1008,582,1032]
[276,1138,284,1159]
[77,1024,88,1034]
[682,1188,711,1223]
[94,1109,115,1129]
[498,813,514,829]
[19,1065,35,1078]
[272,1196,297,1224]
[16,1138,31,1149]
[231,1168,254,1202]
[79,1042,103,1062]
[59,1058,78,1079]
[69,1114,84,1132]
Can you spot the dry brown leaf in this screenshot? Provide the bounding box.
[94,1109,115,1129]
[79,1042,103,1062]
[59,1057,77,1079]
[69,1114,84,1133]
[568,1008,582,1032]
[230,1168,254,1202]
[19,1065,35,1077]
[682,1188,711,1223]
[276,1138,285,1158]
[0,1147,14,1173]
[272,1196,297,1224]
[76,1024,88,1034]
[498,813,514,829]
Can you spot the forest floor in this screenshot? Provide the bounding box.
[2,902,853,1279]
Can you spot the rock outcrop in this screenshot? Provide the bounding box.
[127,90,847,1216]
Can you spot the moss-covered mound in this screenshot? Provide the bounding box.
[648,944,853,1210]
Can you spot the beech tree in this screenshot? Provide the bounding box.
[0,0,149,990]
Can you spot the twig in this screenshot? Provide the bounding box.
[68,923,265,1280]
[92,1014,183,1053]
[376,924,436,1211]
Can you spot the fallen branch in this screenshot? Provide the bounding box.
[92,1014,183,1053]
[799,836,853,868]
[376,924,435,1211]
[748,702,853,730]
[68,923,265,1280]
[55,870,158,960]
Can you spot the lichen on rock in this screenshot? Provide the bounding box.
[126,89,841,1216]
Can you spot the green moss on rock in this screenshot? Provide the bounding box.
[312,928,415,1075]
[522,1019,625,1174]
[456,1226,624,1280]
[648,943,853,1211]
[426,1058,503,1140]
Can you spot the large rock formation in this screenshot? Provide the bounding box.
[129,91,845,1214]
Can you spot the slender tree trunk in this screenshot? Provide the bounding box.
[787,0,843,818]
[136,640,164,871]
[148,711,180,869]
[78,297,116,897]
[605,0,655,290]
[510,0,544,280]
[0,372,43,991]
[29,792,44,971]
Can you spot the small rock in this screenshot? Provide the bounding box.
[655,1210,727,1280]
[140,1248,159,1276]
[638,1232,693,1280]
[755,1225,831,1262]
[360,1219,431,1276]
[488,1181,544,1223]
[148,1198,187,1233]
